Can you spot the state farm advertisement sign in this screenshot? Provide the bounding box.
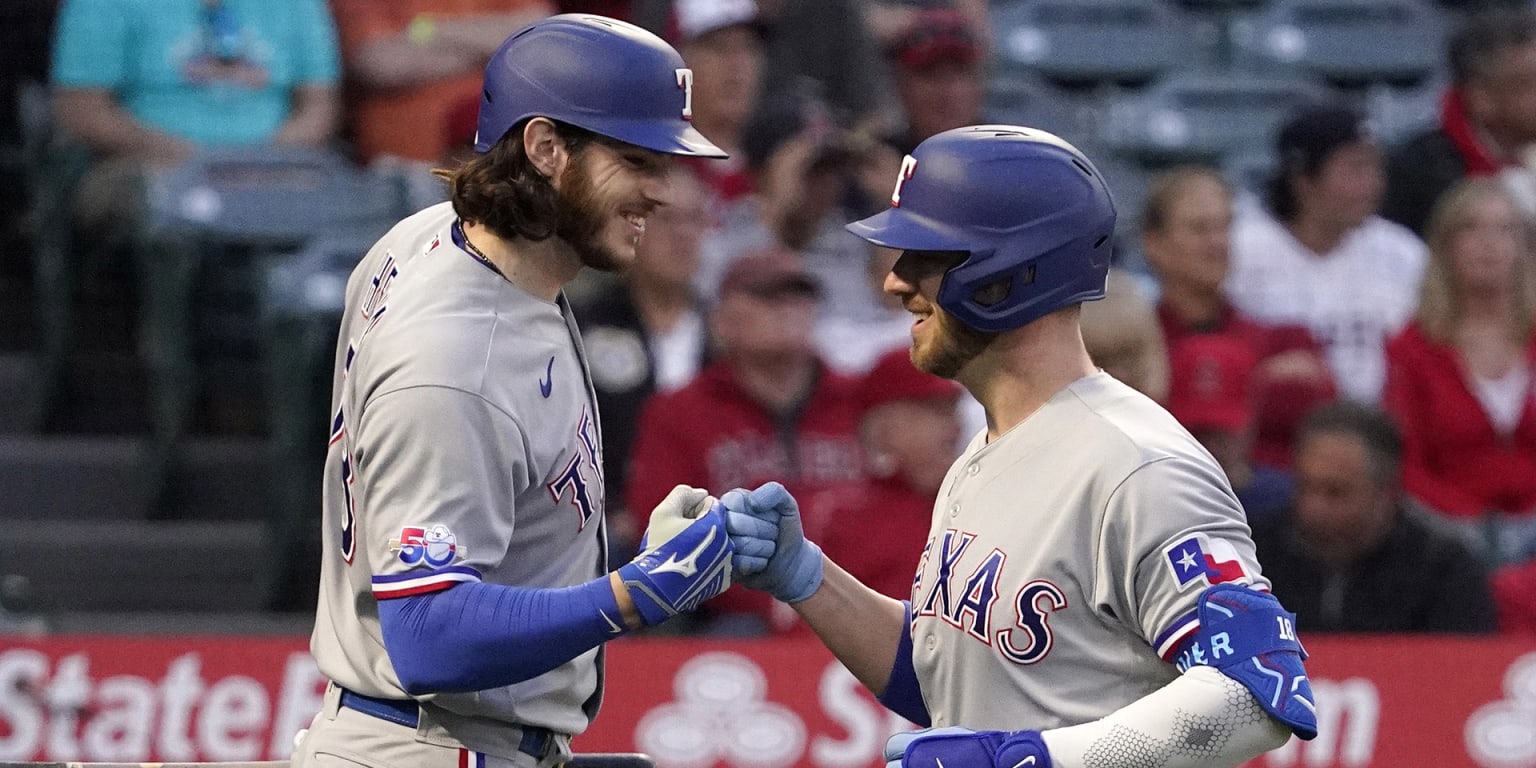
[0,635,1532,767]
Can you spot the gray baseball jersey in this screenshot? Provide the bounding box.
[908,372,1268,730]
[310,202,609,752]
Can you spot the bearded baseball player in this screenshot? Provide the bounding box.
[295,16,735,768]
[723,126,1318,768]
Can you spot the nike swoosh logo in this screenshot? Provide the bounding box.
[599,609,622,635]
[1008,758,1037,768]
[539,356,554,398]
[651,526,717,578]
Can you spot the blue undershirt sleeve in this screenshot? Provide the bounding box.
[378,577,627,695]
[877,601,931,727]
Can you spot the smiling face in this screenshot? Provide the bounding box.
[555,139,675,273]
[631,169,707,291]
[883,249,993,378]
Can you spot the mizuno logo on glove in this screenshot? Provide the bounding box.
[650,527,719,578]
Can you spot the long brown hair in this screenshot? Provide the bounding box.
[1417,177,1536,344]
[433,119,595,243]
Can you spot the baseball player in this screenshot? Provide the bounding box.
[723,127,1318,768]
[295,16,736,768]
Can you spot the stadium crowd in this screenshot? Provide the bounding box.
[5,0,1536,636]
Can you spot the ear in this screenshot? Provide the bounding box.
[523,117,569,179]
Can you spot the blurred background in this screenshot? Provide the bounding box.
[2,0,1536,765]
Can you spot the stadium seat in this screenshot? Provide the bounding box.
[1098,69,1330,163]
[990,0,1189,88]
[16,81,93,433]
[1229,0,1449,88]
[985,71,1096,139]
[137,146,401,513]
[1364,78,1447,145]
[261,224,390,611]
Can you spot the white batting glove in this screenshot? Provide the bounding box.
[640,484,718,553]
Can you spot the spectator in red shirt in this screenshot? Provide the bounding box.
[1142,165,1335,468]
[626,249,867,634]
[1383,177,1536,563]
[811,347,963,601]
[1165,335,1295,529]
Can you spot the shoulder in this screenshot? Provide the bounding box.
[1387,321,1435,355]
[1228,207,1293,261]
[1058,374,1211,472]
[352,207,548,396]
[640,364,730,414]
[1357,216,1429,259]
[813,364,865,402]
[1398,506,1487,567]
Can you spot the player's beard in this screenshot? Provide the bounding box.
[554,152,627,273]
[912,308,994,380]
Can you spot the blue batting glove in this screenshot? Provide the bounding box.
[884,727,1052,768]
[618,504,733,625]
[721,482,824,603]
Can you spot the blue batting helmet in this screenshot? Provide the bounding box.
[475,14,727,157]
[847,125,1116,333]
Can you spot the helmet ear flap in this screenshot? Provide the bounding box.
[967,265,1036,310]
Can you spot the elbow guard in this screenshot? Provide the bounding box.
[1174,584,1317,740]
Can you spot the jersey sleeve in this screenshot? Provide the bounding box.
[354,385,527,599]
[1098,457,1270,661]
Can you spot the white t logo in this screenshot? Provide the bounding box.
[676,68,694,120]
[892,155,918,207]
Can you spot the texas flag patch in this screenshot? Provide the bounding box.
[1164,533,1251,591]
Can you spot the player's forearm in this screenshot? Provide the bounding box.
[351,36,482,89]
[378,577,629,695]
[433,11,552,56]
[52,88,192,162]
[1039,666,1291,768]
[792,558,908,695]
[273,85,342,147]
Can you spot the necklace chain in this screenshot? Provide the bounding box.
[455,220,508,281]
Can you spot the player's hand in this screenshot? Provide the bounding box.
[639,484,717,553]
[884,727,1052,768]
[617,502,733,626]
[721,481,824,603]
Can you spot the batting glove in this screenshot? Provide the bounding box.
[885,727,1052,768]
[722,481,824,603]
[638,484,717,552]
[617,502,733,626]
